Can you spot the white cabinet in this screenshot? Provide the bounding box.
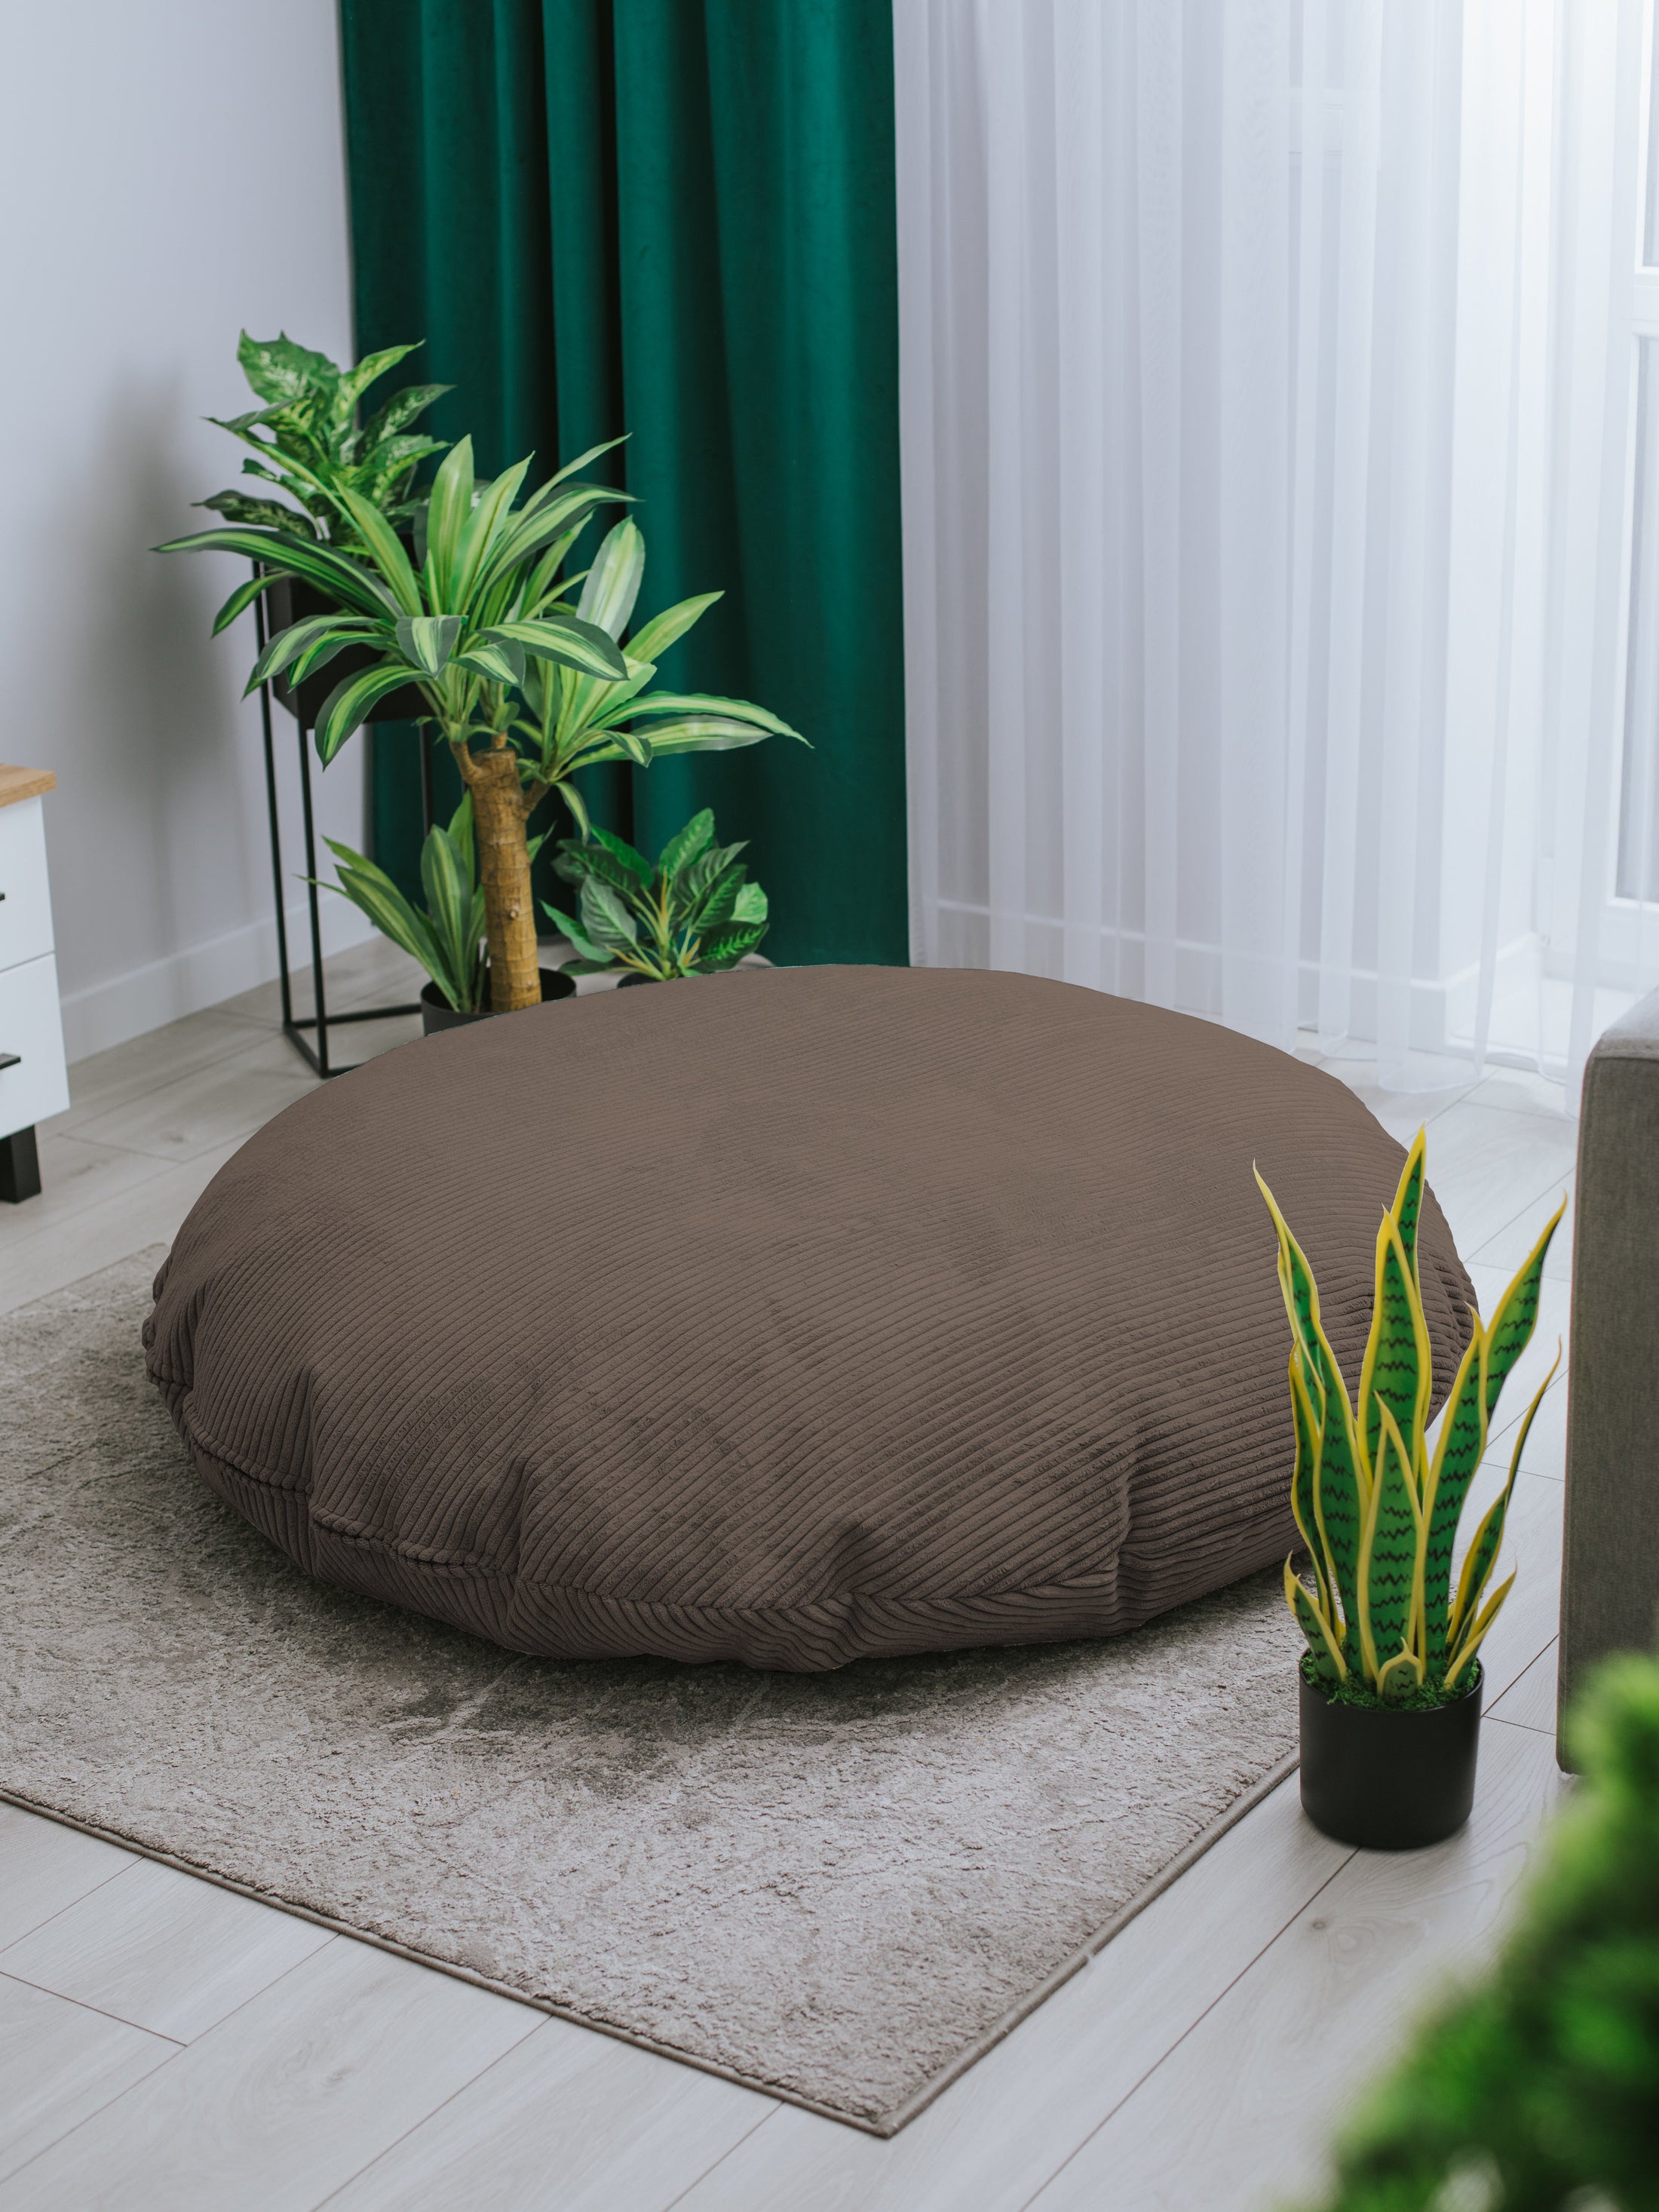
[0,769,68,1201]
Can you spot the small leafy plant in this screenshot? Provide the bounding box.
[198,330,451,543]
[544,810,768,980]
[319,796,546,1016]
[1258,1131,1564,1707]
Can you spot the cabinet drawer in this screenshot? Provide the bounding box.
[0,796,54,971]
[0,952,69,1134]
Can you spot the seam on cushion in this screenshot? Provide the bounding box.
[170,1401,311,1497]
[189,1438,1142,1624]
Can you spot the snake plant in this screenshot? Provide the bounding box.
[544,809,768,980]
[1258,1131,1564,1706]
[198,331,451,544]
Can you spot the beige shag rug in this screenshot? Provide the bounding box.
[0,1253,1298,2132]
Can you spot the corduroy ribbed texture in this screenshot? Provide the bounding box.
[144,967,1473,1671]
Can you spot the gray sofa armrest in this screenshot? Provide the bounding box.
[1558,986,1659,1763]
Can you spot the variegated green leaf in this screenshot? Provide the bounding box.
[1376,1646,1425,1703]
[487,616,627,680]
[394,614,462,676]
[1421,1330,1490,1674]
[541,904,612,966]
[423,435,475,602]
[1390,1126,1429,1284]
[452,641,525,687]
[314,661,423,765]
[580,876,639,950]
[657,810,716,879]
[617,691,804,738]
[1446,1570,1514,1692]
[1357,1211,1431,1469]
[333,486,423,612]
[1358,1401,1422,1689]
[211,571,284,636]
[577,519,646,641]
[1288,1353,1334,1623]
[1285,1560,1347,1684]
[1481,1198,1566,1423]
[622,716,775,756]
[622,591,721,667]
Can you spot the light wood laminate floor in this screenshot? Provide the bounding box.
[0,946,1581,2210]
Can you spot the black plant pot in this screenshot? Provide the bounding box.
[1299,1666,1483,1850]
[265,574,427,728]
[420,968,575,1036]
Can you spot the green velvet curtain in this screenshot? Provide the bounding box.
[337,0,907,968]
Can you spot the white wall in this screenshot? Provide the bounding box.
[0,0,375,1062]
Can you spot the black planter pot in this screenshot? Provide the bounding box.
[1299,1667,1483,1850]
[420,968,575,1036]
[265,574,427,728]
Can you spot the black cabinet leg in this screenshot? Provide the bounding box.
[1,1125,41,1203]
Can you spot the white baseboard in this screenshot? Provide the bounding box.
[59,900,379,1066]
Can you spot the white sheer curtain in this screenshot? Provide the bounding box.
[894,0,1647,1093]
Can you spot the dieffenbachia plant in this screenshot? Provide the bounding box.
[198,330,452,545]
[158,439,804,1014]
[544,809,768,980]
[1257,1131,1564,1705]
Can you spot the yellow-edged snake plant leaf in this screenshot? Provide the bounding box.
[1357,1210,1433,1472]
[1285,1558,1346,1683]
[1421,1330,1491,1674]
[1389,1126,1428,1285]
[1288,1352,1336,1624]
[1358,1401,1423,1689]
[1480,1200,1566,1424]
[1446,1571,1516,1692]
[1447,1345,1561,1665]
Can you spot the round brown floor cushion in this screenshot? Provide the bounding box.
[144,966,1474,1673]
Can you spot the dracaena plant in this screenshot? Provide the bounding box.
[159,435,636,1011]
[1258,1130,1564,1707]
[544,810,768,980]
[199,330,452,544]
[320,796,544,1016]
[158,434,805,1015]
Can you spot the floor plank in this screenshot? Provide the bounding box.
[0,1806,133,1951]
[44,1010,267,1140]
[0,1137,245,1318]
[670,1777,1351,2212]
[0,1974,176,2185]
[0,1859,333,2043]
[0,1939,539,2212]
[324,2014,774,2212]
[1472,1170,1576,1283]
[66,1032,325,1165]
[1488,1641,1558,1737]
[1414,1102,1578,1256]
[1025,1718,1565,2212]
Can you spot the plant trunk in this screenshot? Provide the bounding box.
[464,743,541,1013]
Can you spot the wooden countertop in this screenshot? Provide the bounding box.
[0,765,56,808]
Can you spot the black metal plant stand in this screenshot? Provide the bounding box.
[254,579,435,1078]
